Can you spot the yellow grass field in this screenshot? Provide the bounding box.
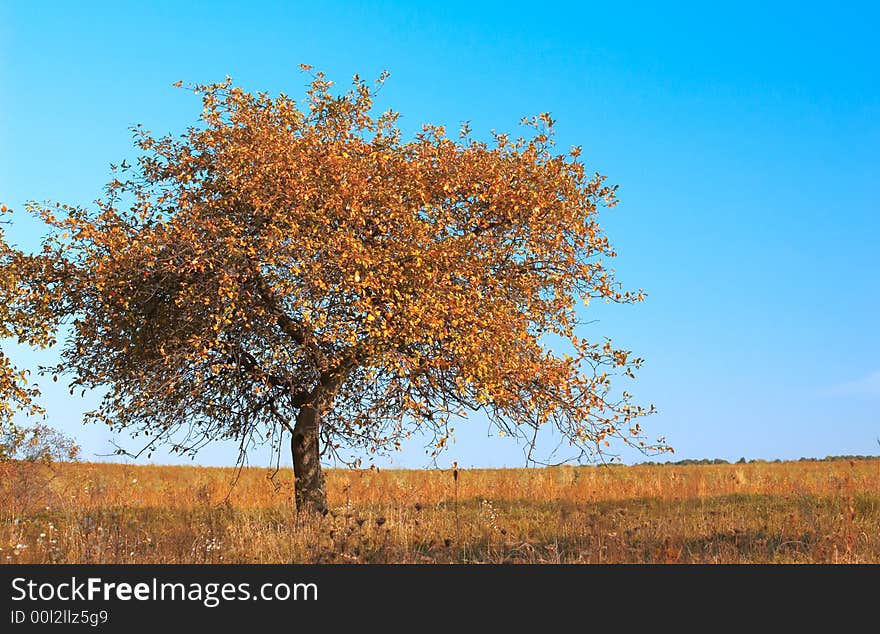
[2,459,879,563]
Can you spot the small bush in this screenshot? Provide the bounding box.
[0,423,80,464]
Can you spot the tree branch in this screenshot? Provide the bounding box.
[247,264,329,369]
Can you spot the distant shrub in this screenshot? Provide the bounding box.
[0,423,80,463]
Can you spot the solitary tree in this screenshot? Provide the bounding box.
[29,68,666,513]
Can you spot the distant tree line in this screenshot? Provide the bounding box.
[632,454,880,467]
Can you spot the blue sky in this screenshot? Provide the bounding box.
[1,1,878,468]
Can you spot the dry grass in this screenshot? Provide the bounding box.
[2,459,879,563]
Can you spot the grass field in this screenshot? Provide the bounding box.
[2,458,879,563]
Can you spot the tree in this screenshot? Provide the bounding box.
[0,205,62,437]
[0,422,80,463]
[29,68,667,513]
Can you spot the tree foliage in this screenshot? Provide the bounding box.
[0,422,80,463]
[28,68,667,473]
[0,205,62,432]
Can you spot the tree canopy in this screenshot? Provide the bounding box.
[0,205,61,433]
[19,68,667,511]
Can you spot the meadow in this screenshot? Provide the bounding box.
[2,458,879,563]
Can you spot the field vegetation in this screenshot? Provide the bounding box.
[3,458,879,563]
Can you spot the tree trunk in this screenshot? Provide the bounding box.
[291,404,327,515]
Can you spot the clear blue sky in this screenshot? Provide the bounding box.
[1,1,878,468]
